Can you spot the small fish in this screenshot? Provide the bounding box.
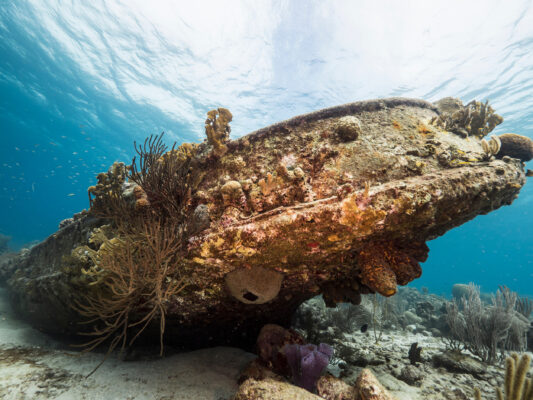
[360,324,368,333]
[67,193,75,197]
[526,169,533,177]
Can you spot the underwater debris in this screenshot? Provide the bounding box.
[431,97,503,138]
[496,134,533,162]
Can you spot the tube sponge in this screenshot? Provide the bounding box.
[283,343,334,392]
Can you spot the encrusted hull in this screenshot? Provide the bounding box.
[2,97,528,349]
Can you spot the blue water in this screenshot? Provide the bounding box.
[0,1,532,296]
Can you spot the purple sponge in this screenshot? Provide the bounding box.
[283,343,334,392]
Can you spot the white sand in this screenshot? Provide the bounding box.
[0,288,256,400]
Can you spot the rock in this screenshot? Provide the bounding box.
[415,301,434,320]
[232,378,323,400]
[316,375,357,399]
[3,98,529,349]
[403,311,422,325]
[354,369,397,400]
[255,324,305,377]
[238,359,285,384]
[432,351,485,376]
[451,284,470,301]
[430,328,442,337]
[397,365,424,386]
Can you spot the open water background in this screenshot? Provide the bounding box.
[0,0,532,296]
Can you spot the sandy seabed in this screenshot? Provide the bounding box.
[0,288,255,400]
[1,285,531,400]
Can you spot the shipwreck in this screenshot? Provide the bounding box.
[1,97,531,350]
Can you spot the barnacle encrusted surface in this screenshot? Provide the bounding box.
[3,97,528,349]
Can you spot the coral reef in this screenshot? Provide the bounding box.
[130,133,198,220]
[354,369,397,400]
[255,324,305,377]
[233,378,324,400]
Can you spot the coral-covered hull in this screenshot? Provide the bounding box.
[2,97,528,349]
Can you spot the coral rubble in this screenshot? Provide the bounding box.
[2,97,529,350]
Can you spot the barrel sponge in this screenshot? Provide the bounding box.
[497,133,533,162]
[225,266,284,304]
